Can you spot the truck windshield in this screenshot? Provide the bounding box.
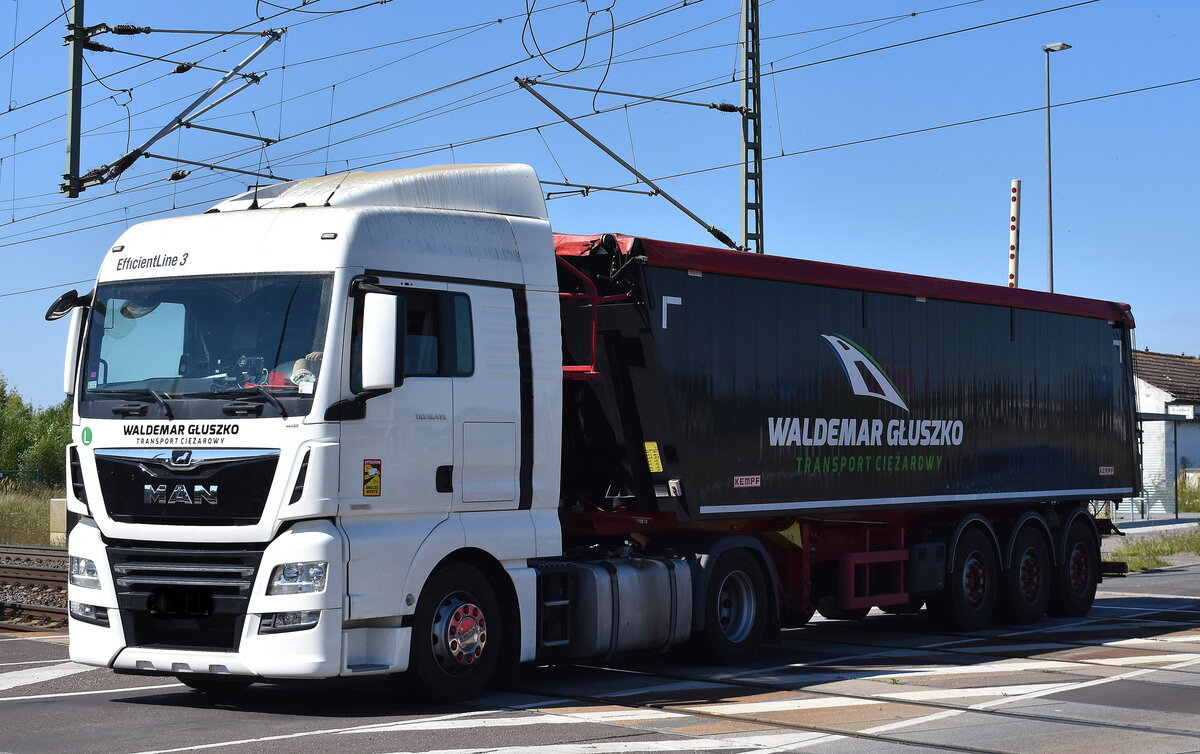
[78,274,333,419]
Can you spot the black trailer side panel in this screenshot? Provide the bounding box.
[558,246,1137,521]
[641,267,1135,518]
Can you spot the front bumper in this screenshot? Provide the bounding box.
[68,518,353,679]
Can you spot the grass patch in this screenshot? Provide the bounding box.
[1111,527,1200,572]
[0,485,61,546]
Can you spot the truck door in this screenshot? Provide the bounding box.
[339,278,457,619]
[451,284,522,512]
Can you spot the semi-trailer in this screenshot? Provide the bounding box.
[51,164,1138,702]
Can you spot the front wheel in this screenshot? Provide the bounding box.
[695,550,767,665]
[406,563,501,703]
[1046,519,1099,617]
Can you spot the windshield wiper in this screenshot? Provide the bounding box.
[193,386,290,418]
[91,388,175,419]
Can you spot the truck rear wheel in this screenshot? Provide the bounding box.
[927,527,997,631]
[1047,519,1099,617]
[407,563,500,703]
[997,525,1051,624]
[697,550,767,665]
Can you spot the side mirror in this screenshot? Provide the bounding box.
[46,289,80,321]
[360,292,406,391]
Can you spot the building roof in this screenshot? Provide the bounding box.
[1133,350,1200,402]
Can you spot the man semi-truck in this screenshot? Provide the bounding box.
[49,164,1138,702]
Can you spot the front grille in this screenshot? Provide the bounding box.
[108,543,265,651]
[96,449,279,526]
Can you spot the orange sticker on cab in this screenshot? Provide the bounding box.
[363,459,382,497]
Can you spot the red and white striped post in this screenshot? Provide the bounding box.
[1008,179,1021,288]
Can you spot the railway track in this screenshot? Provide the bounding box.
[0,545,68,631]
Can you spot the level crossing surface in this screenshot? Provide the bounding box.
[3,563,1199,754]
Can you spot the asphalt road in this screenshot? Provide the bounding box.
[3,563,1199,754]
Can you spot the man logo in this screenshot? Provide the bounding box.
[170,450,193,467]
[821,334,909,412]
[144,484,219,505]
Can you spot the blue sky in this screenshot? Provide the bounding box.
[1,0,1197,408]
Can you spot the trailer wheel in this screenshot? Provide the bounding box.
[927,527,997,631]
[178,675,254,694]
[697,550,767,665]
[816,596,870,621]
[997,525,1051,624]
[1047,519,1099,617]
[407,563,500,703]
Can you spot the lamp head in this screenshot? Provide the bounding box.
[1043,42,1072,53]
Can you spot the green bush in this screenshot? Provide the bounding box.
[0,375,70,487]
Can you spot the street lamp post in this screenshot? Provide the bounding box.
[1043,41,1071,293]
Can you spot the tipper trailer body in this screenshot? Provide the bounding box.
[54,164,1138,701]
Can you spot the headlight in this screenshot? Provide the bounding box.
[266,561,327,595]
[69,556,101,589]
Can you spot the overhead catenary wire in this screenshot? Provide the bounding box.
[3,72,1196,294]
[0,1,1146,241]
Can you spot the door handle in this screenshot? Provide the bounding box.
[436,465,453,493]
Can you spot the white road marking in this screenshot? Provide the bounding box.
[684,697,880,715]
[1096,590,1200,601]
[341,709,686,733]
[378,742,762,754]
[878,682,1076,701]
[1102,635,1200,646]
[0,659,75,668]
[1087,652,1200,666]
[856,655,1200,735]
[1,683,180,702]
[0,634,68,642]
[0,661,94,691]
[134,710,529,753]
[948,642,1072,654]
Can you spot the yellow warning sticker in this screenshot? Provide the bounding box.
[644,442,664,473]
[363,459,382,497]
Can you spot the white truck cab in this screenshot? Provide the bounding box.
[60,165,571,700]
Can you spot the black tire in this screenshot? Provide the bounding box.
[178,675,254,694]
[816,596,870,621]
[407,563,501,703]
[997,525,1052,624]
[1046,518,1099,617]
[927,527,998,631]
[696,550,767,665]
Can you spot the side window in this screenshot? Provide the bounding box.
[350,288,474,392]
[404,291,439,376]
[450,293,474,377]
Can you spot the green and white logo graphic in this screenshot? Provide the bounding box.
[81,427,93,446]
[821,334,909,412]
